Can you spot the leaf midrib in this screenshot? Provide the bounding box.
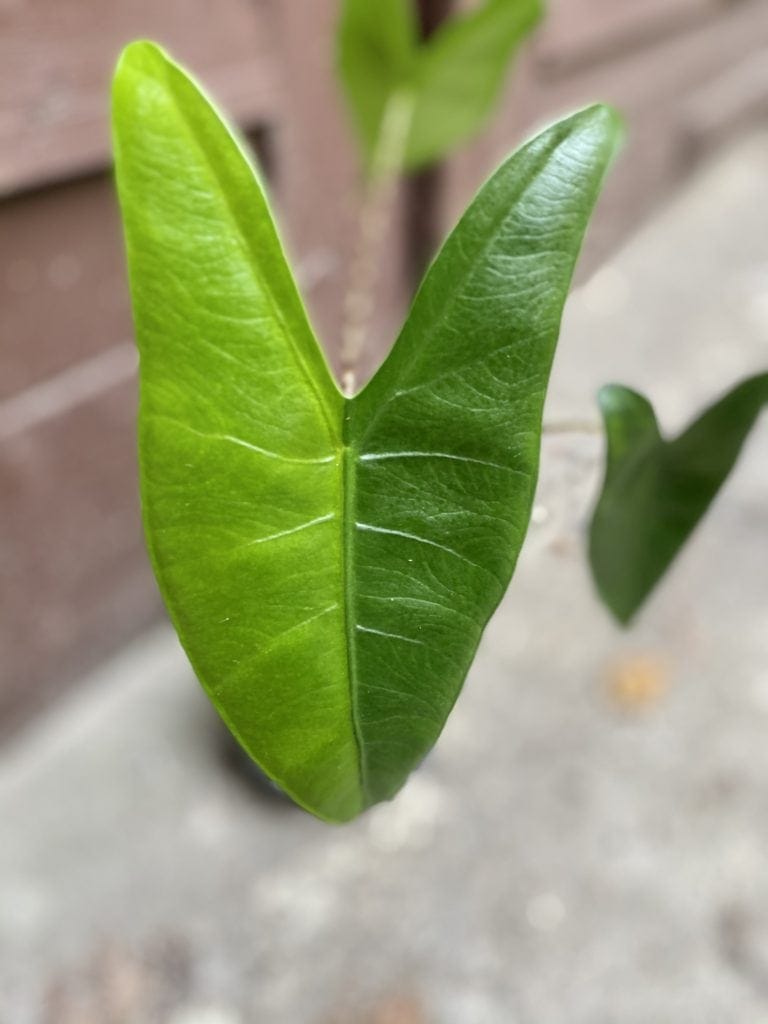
[341,433,368,807]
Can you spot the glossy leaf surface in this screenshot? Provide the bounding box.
[590,375,768,625]
[338,0,543,172]
[113,42,619,821]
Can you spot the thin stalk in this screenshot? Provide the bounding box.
[542,419,602,436]
[340,91,415,397]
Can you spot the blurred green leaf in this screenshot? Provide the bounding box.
[338,0,544,174]
[113,42,619,821]
[405,0,543,169]
[337,0,418,163]
[590,375,768,625]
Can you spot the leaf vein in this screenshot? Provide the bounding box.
[359,450,523,474]
[247,514,335,546]
[356,522,503,588]
[356,624,426,646]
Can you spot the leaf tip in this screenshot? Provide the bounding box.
[530,0,547,28]
[580,103,625,154]
[112,40,172,120]
[596,382,629,418]
[596,383,659,430]
[114,39,168,78]
[606,597,638,629]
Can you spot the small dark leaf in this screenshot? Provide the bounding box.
[590,374,768,625]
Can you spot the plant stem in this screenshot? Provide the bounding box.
[542,419,602,436]
[340,92,414,397]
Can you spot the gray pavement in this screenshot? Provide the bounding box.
[2,132,768,1024]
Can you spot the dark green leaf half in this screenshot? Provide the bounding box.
[590,375,768,625]
[113,41,620,821]
[338,0,543,173]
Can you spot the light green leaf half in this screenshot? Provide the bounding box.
[338,0,544,173]
[590,375,768,626]
[113,41,620,822]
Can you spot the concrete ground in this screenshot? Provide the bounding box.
[2,132,768,1024]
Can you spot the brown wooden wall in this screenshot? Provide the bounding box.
[1,0,767,733]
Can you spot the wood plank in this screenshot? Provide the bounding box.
[444,0,768,276]
[537,0,717,76]
[0,0,278,195]
[0,376,160,733]
[0,128,273,401]
[0,175,131,401]
[269,0,410,384]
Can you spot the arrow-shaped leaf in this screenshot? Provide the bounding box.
[338,0,544,173]
[113,42,620,821]
[590,375,768,626]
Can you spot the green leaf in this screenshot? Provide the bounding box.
[590,375,768,626]
[113,41,620,822]
[405,0,544,169]
[338,0,544,173]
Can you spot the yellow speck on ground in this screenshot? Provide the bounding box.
[326,994,426,1024]
[607,654,670,711]
[369,995,427,1024]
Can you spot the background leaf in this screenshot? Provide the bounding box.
[404,0,544,170]
[338,0,544,173]
[114,43,619,821]
[337,0,418,165]
[590,374,768,625]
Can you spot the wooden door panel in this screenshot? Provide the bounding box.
[538,0,718,74]
[0,376,159,733]
[0,0,277,194]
